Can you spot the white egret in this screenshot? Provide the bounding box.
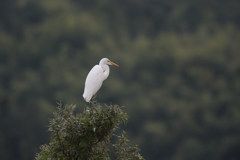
[83,58,119,102]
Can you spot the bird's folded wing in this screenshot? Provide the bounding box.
[83,65,104,101]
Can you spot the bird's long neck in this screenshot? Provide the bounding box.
[102,65,110,81]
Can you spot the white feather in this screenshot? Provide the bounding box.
[83,58,118,102]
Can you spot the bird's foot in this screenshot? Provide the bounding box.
[90,95,98,107]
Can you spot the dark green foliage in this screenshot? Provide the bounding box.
[1,0,240,160]
[35,103,144,160]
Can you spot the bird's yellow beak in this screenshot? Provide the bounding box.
[110,61,119,67]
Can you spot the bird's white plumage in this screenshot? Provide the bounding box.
[83,58,119,102]
[83,65,107,102]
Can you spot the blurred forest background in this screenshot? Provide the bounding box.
[0,0,240,160]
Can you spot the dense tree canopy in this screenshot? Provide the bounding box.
[35,103,144,160]
[0,0,240,160]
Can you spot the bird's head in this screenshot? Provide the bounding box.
[100,58,119,67]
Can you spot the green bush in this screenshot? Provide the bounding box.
[35,102,144,160]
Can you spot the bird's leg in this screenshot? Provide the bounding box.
[89,95,97,117]
[90,100,94,108]
[90,95,97,107]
